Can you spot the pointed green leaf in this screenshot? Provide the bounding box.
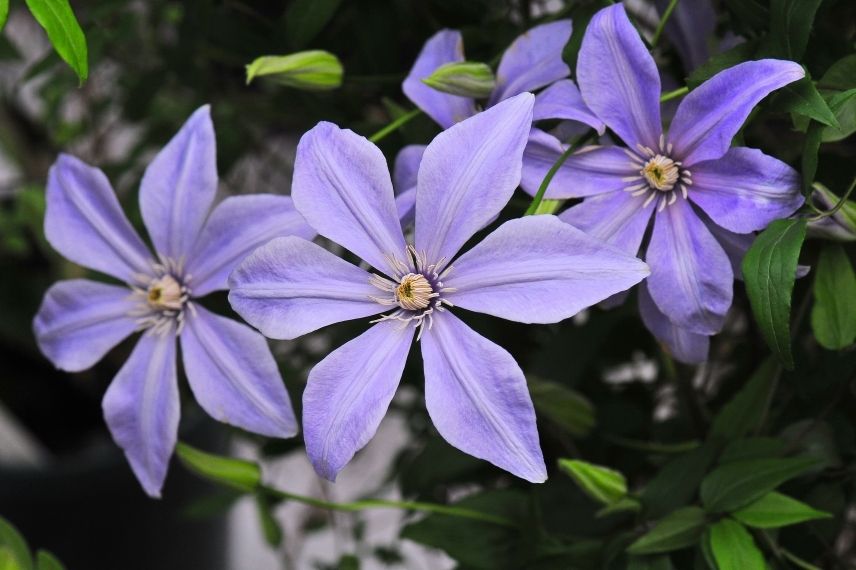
[701,456,819,513]
[596,496,642,518]
[0,0,9,31]
[774,76,838,128]
[558,459,627,506]
[627,507,708,555]
[528,377,594,437]
[34,551,64,570]
[707,519,765,570]
[175,442,261,493]
[765,0,823,60]
[811,244,856,349]
[641,443,718,519]
[0,517,31,570]
[24,0,88,82]
[742,218,807,369]
[732,492,831,529]
[709,358,778,442]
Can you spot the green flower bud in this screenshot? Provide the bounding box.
[246,51,343,91]
[808,182,856,242]
[422,61,496,99]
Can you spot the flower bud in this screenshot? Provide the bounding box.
[246,51,343,91]
[808,183,856,242]
[422,61,496,99]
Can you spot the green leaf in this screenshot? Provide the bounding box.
[175,442,261,493]
[528,377,594,437]
[687,41,757,90]
[742,218,807,369]
[24,0,88,82]
[765,0,823,60]
[811,245,856,349]
[723,0,768,32]
[246,51,343,91]
[34,551,63,570]
[801,89,856,191]
[732,491,831,529]
[640,443,718,519]
[627,555,674,570]
[282,0,343,49]
[719,438,787,464]
[818,54,856,91]
[700,456,819,513]
[558,459,627,506]
[709,358,778,442]
[706,519,765,570]
[0,0,9,31]
[255,495,283,548]
[627,507,708,555]
[0,520,30,570]
[774,77,839,128]
[596,496,642,518]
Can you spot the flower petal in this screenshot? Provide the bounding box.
[228,236,382,340]
[521,132,641,198]
[402,30,477,129]
[559,189,656,255]
[657,0,716,72]
[688,147,803,233]
[646,197,733,335]
[577,4,662,150]
[669,60,804,165]
[140,105,218,260]
[415,93,534,263]
[445,216,649,323]
[532,80,605,133]
[421,312,546,483]
[180,305,297,438]
[489,20,573,105]
[639,283,709,364]
[33,279,138,372]
[393,145,425,227]
[45,154,152,282]
[292,122,407,274]
[186,195,315,296]
[303,320,414,481]
[395,187,417,228]
[102,332,179,498]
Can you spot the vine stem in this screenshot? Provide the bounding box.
[660,85,689,102]
[525,130,596,215]
[259,484,515,527]
[651,0,680,47]
[808,176,856,221]
[368,108,423,143]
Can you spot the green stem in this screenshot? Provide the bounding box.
[808,176,856,221]
[660,86,689,102]
[602,434,700,454]
[525,130,596,215]
[368,108,423,143]
[260,485,515,527]
[651,0,680,47]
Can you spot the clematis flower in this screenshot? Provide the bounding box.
[33,106,314,497]
[536,5,805,363]
[228,95,649,482]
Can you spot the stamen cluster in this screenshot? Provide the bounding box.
[622,134,693,211]
[130,257,195,335]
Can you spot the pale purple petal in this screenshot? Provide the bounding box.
[402,30,477,129]
[669,60,804,165]
[657,0,715,72]
[304,320,414,481]
[445,216,648,323]
[140,105,218,260]
[393,145,424,227]
[704,218,754,281]
[521,132,641,198]
[559,189,656,255]
[186,195,316,296]
[421,312,546,483]
[415,94,534,263]
[688,148,804,233]
[639,283,710,364]
[532,80,605,133]
[228,237,382,340]
[646,198,733,335]
[292,122,407,274]
[577,4,662,150]
[395,187,416,228]
[489,20,573,105]
[180,305,297,438]
[33,279,138,372]
[102,332,179,498]
[45,154,152,282]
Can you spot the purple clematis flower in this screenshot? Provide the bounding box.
[538,5,805,363]
[402,20,605,203]
[228,94,649,482]
[33,106,314,497]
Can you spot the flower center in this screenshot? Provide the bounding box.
[130,258,194,335]
[368,245,456,339]
[146,274,185,310]
[622,135,693,212]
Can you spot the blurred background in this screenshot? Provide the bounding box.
[1,0,856,569]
